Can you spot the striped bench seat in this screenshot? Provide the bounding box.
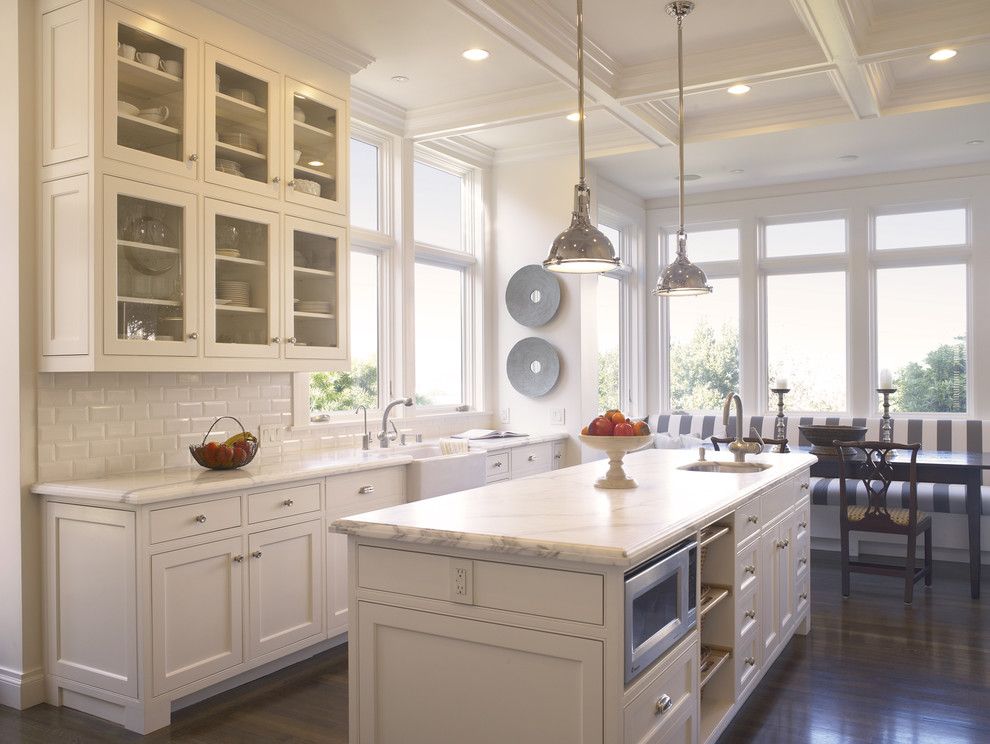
[808,477,990,516]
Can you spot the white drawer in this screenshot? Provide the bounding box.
[794,498,810,543]
[511,443,552,478]
[735,585,759,640]
[734,496,761,546]
[736,540,759,595]
[551,441,565,469]
[624,638,697,744]
[795,536,810,582]
[796,574,810,616]
[763,479,795,526]
[327,466,404,511]
[248,481,321,524]
[485,452,510,481]
[149,495,241,544]
[735,628,760,697]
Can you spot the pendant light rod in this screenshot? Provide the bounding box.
[576,0,586,184]
[675,8,685,234]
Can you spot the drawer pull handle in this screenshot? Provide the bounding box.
[747,515,758,524]
[528,455,536,462]
[799,557,808,565]
[744,565,756,575]
[800,592,809,600]
[358,485,375,494]
[776,539,790,549]
[194,514,207,524]
[282,499,294,507]
[554,453,561,460]
[492,461,502,468]
[800,482,809,490]
[251,551,263,559]
[745,656,756,667]
[799,521,808,529]
[232,554,244,563]
[745,609,757,619]
[655,694,673,715]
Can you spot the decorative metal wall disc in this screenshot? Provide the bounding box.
[505,265,561,327]
[506,337,560,397]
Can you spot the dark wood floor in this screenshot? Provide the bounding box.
[1,551,986,743]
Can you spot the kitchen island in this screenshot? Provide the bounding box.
[332,447,816,744]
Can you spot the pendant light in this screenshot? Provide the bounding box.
[653,1,712,297]
[543,0,621,274]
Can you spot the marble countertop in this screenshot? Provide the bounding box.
[332,448,817,567]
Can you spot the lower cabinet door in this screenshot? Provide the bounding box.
[357,603,604,744]
[248,519,323,658]
[760,523,781,660]
[151,537,244,695]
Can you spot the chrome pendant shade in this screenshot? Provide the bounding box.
[543,0,621,274]
[653,0,712,297]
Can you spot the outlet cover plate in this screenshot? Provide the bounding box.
[550,407,565,425]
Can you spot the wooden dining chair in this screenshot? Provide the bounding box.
[710,435,788,452]
[834,440,932,604]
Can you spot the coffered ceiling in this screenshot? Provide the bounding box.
[205,0,990,195]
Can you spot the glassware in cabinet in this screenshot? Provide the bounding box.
[285,79,346,215]
[205,200,280,359]
[205,46,280,197]
[105,178,198,356]
[104,4,199,178]
[284,217,348,360]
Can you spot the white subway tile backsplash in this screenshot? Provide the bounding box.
[38,462,74,481]
[107,421,136,438]
[121,403,149,421]
[202,400,227,417]
[74,423,106,441]
[135,419,164,436]
[57,442,89,461]
[90,439,121,458]
[176,401,204,419]
[135,386,163,403]
[164,387,191,403]
[90,405,121,423]
[106,389,135,405]
[148,402,177,419]
[73,389,105,406]
[39,424,73,443]
[57,407,89,425]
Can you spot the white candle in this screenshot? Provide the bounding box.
[879,368,893,389]
[774,377,789,390]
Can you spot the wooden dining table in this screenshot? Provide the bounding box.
[796,446,986,598]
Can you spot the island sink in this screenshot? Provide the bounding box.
[679,460,773,473]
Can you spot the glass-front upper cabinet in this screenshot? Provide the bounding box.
[284,217,348,360]
[285,78,347,215]
[104,178,198,356]
[205,46,280,197]
[205,200,280,359]
[104,4,198,178]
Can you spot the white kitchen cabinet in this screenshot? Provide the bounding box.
[104,177,200,356]
[151,536,244,694]
[104,3,199,179]
[40,0,90,166]
[284,78,347,215]
[247,519,323,658]
[356,602,604,744]
[760,511,796,663]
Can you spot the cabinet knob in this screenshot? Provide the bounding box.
[272,337,281,344]
[194,514,207,523]
[745,609,757,619]
[233,554,244,563]
[800,592,809,600]
[272,176,281,184]
[493,461,502,468]
[554,453,561,460]
[188,153,199,162]
[747,515,758,524]
[784,538,790,547]
[744,565,756,574]
[251,550,263,559]
[358,485,375,494]
[776,539,788,549]
[528,455,536,462]
[799,521,808,529]
[745,656,756,667]
[282,499,294,507]
[288,337,297,344]
[655,694,672,715]
[799,557,808,565]
[800,482,809,490]
[188,332,199,340]
[287,179,297,188]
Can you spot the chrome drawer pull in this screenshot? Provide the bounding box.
[799,521,808,529]
[745,609,757,619]
[492,461,502,468]
[282,499,294,507]
[800,482,809,490]
[744,565,756,575]
[655,694,672,715]
[528,455,536,462]
[194,514,207,524]
[745,656,756,666]
[358,485,375,494]
[232,555,244,563]
[799,557,808,565]
[800,592,809,600]
[747,515,758,524]
[554,453,561,460]
[251,551,263,559]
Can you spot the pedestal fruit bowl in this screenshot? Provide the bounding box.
[579,434,653,489]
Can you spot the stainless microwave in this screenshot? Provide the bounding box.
[624,538,698,683]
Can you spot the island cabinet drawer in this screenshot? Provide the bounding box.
[624,638,697,744]
[794,498,810,543]
[247,482,321,524]
[796,575,810,616]
[736,541,760,595]
[735,629,760,697]
[735,585,760,641]
[511,443,552,478]
[762,480,796,526]
[149,496,241,544]
[734,497,762,545]
[327,467,404,511]
[357,546,604,625]
[485,452,510,481]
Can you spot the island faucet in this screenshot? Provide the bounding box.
[723,392,762,464]
[379,397,413,448]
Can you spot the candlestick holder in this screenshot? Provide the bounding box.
[877,388,897,444]
[770,388,790,453]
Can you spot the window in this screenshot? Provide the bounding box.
[765,218,845,257]
[877,264,967,413]
[414,262,464,406]
[414,161,464,250]
[597,274,620,411]
[668,278,740,411]
[875,208,966,250]
[349,138,379,231]
[665,227,738,263]
[766,272,846,411]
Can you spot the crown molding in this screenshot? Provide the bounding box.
[192,0,374,75]
[422,136,496,169]
[675,96,854,143]
[350,87,406,136]
[494,125,653,165]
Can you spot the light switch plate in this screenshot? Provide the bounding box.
[500,407,511,424]
[259,424,282,445]
[550,407,566,425]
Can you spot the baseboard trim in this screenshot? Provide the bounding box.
[0,666,45,710]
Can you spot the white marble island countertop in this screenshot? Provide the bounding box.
[332,448,817,567]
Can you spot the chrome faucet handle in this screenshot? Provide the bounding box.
[749,426,765,454]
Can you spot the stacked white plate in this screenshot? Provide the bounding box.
[293,178,321,196]
[216,158,244,177]
[217,280,250,306]
[217,247,241,258]
[219,130,258,152]
[297,300,332,314]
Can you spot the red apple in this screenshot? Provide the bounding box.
[614,422,635,436]
[588,416,615,436]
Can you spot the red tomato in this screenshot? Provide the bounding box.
[588,416,615,436]
[614,422,635,436]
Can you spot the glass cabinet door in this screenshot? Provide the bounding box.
[285,79,347,215]
[205,46,280,197]
[105,178,198,356]
[104,4,198,178]
[205,200,280,359]
[283,217,348,360]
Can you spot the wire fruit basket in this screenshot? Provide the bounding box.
[189,416,259,470]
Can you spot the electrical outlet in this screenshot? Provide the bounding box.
[550,407,566,425]
[259,424,281,445]
[500,407,511,424]
[450,560,473,604]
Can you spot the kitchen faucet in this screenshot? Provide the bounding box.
[379,397,413,448]
[723,392,762,464]
[355,405,371,450]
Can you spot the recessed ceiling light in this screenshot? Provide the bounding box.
[837,154,859,161]
[674,174,702,181]
[727,84,751,95]
[462,48,490,61]
[391,75,409,83]
[929,48,957,61]
[967,139,984,146]
[566,112,583,122]
[729,168,744,174]
[308,160,324,167]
